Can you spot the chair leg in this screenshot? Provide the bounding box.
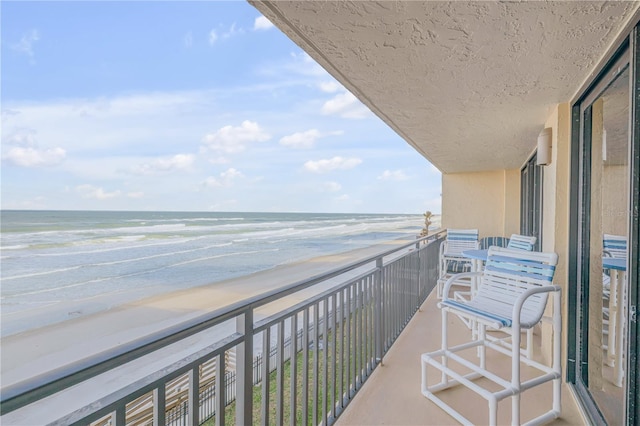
[511,394,520,426]
[441,307,449,386]
[511,326,521,426]
[553,291,562,415]
[478,323,486,369]
[489,397,498,426]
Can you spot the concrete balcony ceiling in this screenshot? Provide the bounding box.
[250,1,638,173]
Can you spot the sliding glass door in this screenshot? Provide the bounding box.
[570,28,639,424]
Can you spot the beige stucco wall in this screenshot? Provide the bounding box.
[441,170,520,239]
[537,102,573,371]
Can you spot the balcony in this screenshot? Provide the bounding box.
[335,292,584,425]
[0,233,585,425]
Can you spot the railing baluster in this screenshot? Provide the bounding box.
[366,277,372,373]
[312,303,319,426]
[331,293,337,421]
[261,327,271,425]
[290,313,298,426]
[188,366,200,426]
[236,310,253,426]
[153,384,166,426]
[340,288,346,407]
[347,285,353,397]
[363,278,368,374]
[276,321,284,425]
[322,297,329,424]
[363,277,369,374]
[112,405,125,425]
[302,308,309,426]
[215,352,225,426]
[352,283,359,391]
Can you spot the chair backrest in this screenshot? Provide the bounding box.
[603,234,627,259]
[507,234,537,251]
[480,236,510,250]
[478,246,558,327]
[444,228,479,256]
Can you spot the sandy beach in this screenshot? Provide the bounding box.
[1,237,417,418]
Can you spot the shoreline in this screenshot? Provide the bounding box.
[1,232,422,337]
[1,236,419,391]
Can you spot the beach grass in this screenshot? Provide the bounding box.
[205,325,361,426]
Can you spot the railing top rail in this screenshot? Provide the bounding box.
[1,230,446,414]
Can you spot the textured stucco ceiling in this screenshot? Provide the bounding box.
[250,1,638,173]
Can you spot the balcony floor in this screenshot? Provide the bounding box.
[336,292,585,425]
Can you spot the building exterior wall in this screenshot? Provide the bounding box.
[504,169,521,235]
[538,102,572,366]
[441,170,520,239]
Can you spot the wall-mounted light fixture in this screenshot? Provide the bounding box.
[536,127,553,166]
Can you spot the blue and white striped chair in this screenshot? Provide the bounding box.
[507,234,537,251]
[422,247,561,425]
[603,233,627,259]
[437,228,479,298]
[479,236,510,250]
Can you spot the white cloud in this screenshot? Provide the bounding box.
[279,129,321,149]
[76,184,121,200]
[11,29,39,59]
[322,181,342,192]
[127,192,145,199]
[335,194,350,202]
[304,156,362,174]
[321,92,371,119]
[286,52,326,77]
[204,168,244,188]
[319,81,342,93]
[222,23,243,39]
[221,168,243,180]
[133,154,195,175]
[378,169,409,181]
[202,120,270,154]
[184,31,194,48]
[4,146,66,167]
[209,30,218,45]
[254,16,274,31]
[3,128,37,146]
[209,24,244,45]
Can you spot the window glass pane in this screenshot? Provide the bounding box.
[586,66,629,424]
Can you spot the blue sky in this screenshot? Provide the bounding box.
[1,1,441,214]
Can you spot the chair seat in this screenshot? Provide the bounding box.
[440,299,512,328]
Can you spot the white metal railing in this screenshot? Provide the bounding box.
[0,231,445,425]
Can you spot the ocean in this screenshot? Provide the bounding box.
[0,210,424,336]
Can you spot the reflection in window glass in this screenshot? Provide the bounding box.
[587,66,629,425]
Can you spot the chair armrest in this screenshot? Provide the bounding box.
[511,285,562,328]
[442,271,483,300]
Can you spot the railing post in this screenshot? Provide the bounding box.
[374,257,384,365]
[235,310,253,426]
[416,247,422,309]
